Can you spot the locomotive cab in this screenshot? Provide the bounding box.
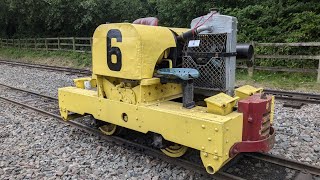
[58,11,275,174]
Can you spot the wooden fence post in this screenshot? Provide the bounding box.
[34,38,37,50]
[317,58,320,83]
[58,37,60,50]
[45,38,48,51]
[19,38,21,49]
[72,37,76,51]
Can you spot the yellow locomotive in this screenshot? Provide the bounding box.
[58,11,275,174]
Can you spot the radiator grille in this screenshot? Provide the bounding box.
[183,56,225,90]
[182,33,228,91]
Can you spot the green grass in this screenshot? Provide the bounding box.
[0,47,91,68]
[0,47,319,92]
[236,69,320,92]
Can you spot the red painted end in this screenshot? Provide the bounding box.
[230,93,275,157]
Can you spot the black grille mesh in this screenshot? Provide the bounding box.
[182,33,227,91]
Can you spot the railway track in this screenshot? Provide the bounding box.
[1,59,320,105]
[263,89,320,104]
[0,83,319,180]
[0,59,92,75]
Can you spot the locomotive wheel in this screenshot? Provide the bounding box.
[161,144,188,158]
[99,123,118,135]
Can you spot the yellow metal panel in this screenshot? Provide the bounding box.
[139,83,182,104]
[58,87,243,173]
[205,93,239,115]
[92,23,176,80]
[73,77,97,89]
[270,96,275,124]
[140,78,160,86]
[58,87,242,154]
[235,85,263,100]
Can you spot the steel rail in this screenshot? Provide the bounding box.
[264,89,320,104]
[1,59,320,104]
[0,84,242,180]
[1,83,320,179]
[245,153,320,176]
[0,83,57,100]
[0,59,91,75]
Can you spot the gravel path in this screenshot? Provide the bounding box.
[270,103,320,167]
[0,64,203,180]
[0,64,78,98]
[0,64,319,179]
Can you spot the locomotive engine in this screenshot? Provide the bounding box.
[58,11,275,174]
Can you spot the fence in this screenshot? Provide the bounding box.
[0,37,92,53]
[0,38,320,82]
[239,42,320,83]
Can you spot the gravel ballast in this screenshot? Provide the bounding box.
[0,63,319,179]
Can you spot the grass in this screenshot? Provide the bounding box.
[0,47,319,92]
[0,47,91,68]
[236,69,320,92]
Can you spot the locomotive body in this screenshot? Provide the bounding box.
[58,12,275,174]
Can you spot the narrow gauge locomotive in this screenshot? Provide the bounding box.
[58,11,275,174]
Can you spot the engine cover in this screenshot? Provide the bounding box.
[92,23,177,80]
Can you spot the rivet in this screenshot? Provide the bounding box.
[136,107,138,110]
[226,153,228,156]
[208,138,212,141]
[201,125,205,129]
[204,152,208,157]
[215,128,218,132]
[201,146,205,150]
[226,140,229,143]
[226,127,229,131]
[139,125,141,128]
[214,150,217,153]
[136,117,138,121]
[99,109,102,111]
[213,156,218,160]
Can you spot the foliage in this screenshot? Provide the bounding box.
[1,0,320,69]
[1,0,319,43]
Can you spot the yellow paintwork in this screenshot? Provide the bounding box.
[99,124,117,135]
[270,96,275,124]
[92,23,176,80]
[205,93,239,115]
[96,76,182,105]
[58,22,275,174]
[74,77,97,89]
[58,87,243,174]
[161,144,188,158]
[235,85,263,100]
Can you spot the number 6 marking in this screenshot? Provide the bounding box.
[107,29,122,71]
